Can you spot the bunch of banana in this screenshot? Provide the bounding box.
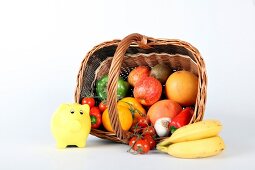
[157,120,225,158]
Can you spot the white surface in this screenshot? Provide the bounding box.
[1,0,255,169]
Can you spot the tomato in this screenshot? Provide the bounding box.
[99,101,107,112]
[137,117,149,128]
[81,97,95,108]
[130,124,142,134]
[143,134,156,150]
[142,126,156,137]
[133,139,150,154]
[90,107,102,129]
[129,136,139,147]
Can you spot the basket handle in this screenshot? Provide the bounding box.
[107,33,150,141]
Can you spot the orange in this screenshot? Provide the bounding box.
[102,105,133,132]
[165,71,198,106]
[118,97,146,120]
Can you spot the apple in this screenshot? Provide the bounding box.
[134,77,162,106]
[147,99,182,125]
[128,66,150,87]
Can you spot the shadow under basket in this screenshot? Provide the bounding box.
[75,33,207,144]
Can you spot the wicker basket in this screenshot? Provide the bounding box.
[75,33,207,144]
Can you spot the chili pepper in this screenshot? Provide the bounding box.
[96,75,129,101]
[169,107,194,134]
[89,107,102,129]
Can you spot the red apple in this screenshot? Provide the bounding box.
[128,66,150,87]
[134,77,162,106]
[147,100,182,125]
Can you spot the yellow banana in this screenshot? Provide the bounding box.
[157,136,225,159]
[158,119,222,146]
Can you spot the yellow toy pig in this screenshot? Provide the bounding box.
[51,103,91,148]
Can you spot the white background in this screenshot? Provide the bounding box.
[1,0,255,169]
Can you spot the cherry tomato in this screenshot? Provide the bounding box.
[129,136,138,147]
[81,97,95,108]
[137,117,149,128]
[143,134,156,150]
[99,101,107,112]
[142,126,156,137]
[130,123,143,134]
[133,139,150,154]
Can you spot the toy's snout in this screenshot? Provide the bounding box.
[68,120,82,132]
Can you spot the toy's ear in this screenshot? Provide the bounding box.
[80,104,90,114]
[55,103,68,113]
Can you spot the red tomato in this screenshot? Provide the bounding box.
[129,136,138,147]
[81,97,95,108]
[130,124,142,134]
[143,134,156,150]
[133,139,150,154]
[142,126,156,137]
[99,101,107,112]
[137,117,149,128]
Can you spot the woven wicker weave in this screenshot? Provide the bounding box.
[75,33,207,144]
